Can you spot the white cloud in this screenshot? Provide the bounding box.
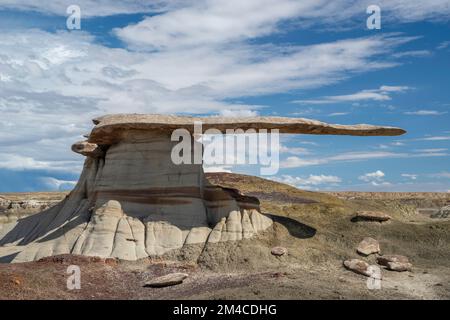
[359,170,385,182]
[0,154,81,172]
[431,172,450,179]
[392,50,431,58]
[0,1,447,176]
[358,170,392,186]
[113,1,450,50]
[273,174,341,189]
[279,145,310,155]
[293,85,409,104]
[219,109,259,117]
[329,151,406,162]
[401,173,418,180]
[437,41,450,50]
[328,112,349,116]
[415,148,447,153]
[203,165,233,173]
[0,27,419,172]
[280,149,448,168]
[115,0,310,49]
[420,136,450,141]
[404,110,447,115]
[3,0,450,22]
[281,157,326,168]
[40,177,77,190]
[0,0,176,17]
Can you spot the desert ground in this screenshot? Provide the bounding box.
[0,173,449,300]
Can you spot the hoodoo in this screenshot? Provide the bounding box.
[0,114,405,263]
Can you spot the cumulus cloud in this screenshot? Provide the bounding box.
[40,177,77,190]
[358,170,391,186]
[358,170,385,181]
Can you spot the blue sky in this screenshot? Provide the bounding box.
[0,0,449,192]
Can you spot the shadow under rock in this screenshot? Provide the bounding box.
[266,213,316,239]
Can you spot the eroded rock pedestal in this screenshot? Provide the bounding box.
[0,114,405,263]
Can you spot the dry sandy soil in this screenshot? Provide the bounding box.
[0,173,449,300]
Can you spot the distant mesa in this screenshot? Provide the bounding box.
[0,114,405,263]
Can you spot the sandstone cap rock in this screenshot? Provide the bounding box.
[87,114,406,144]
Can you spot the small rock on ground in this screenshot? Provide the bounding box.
[144,273,189,288]
[271,246,288,256]
[386,261,412,272]
[377,255,412,272]
[343,259,371,277]
[357,237,380,256]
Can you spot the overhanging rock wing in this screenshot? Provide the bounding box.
[0,114,406,263]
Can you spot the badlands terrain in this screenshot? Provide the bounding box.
[0,172,449,300]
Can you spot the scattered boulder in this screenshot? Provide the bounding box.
[386,261,412,272]
[377,255,412,272]
[354,211,391,222]
[271,246,287,256]
[343,259,371,277]
[357,237,380,256]
[144,273,189,288]
[377,254,409,265]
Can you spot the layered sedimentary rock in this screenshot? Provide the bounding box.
[0,114,405,263]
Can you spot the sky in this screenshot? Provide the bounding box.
[0,0,449,192]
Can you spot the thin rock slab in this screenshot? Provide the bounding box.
[355,211,391,222]
[144,273,189,288]
[357,237,380,256]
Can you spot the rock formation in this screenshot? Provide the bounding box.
[0,114,405,263]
